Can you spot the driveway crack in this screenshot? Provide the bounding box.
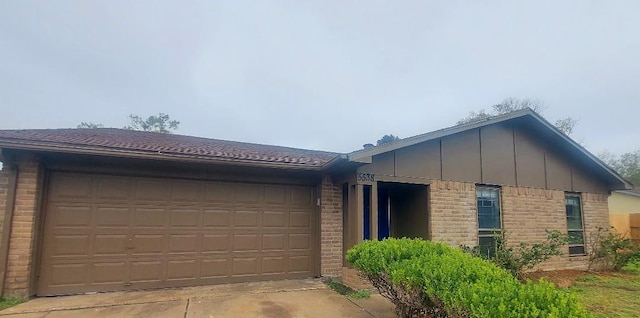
[183,298,190,318]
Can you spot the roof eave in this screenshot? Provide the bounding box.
[0,140,332,172]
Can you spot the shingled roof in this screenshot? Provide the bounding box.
[0,128,341,169]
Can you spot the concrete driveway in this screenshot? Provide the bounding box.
[0,279,395,318]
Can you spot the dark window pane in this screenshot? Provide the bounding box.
[569,246,585,255]
[477,187,501,230]
[568,231,584,244]
[567,217,583,230]
[478,236,496,258]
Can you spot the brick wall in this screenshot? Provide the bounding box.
[582,193,611,253]
[3,155,42,297]
[320,176,343,277]
[0,168,8,241]
[427,181,610,271]
[428,180,478,247]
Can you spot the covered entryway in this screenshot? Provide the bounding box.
[37,172,317,296]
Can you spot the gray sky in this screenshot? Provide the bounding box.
[1,1,638,155]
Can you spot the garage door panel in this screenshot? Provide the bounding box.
[264,186,286,204]
[50,263,88,286]
[262,234,285,251]
[96,207,130,227]
[169,235,199,254]
[263,211,286,227]
[133,208,166,227]
[201,258,229,278]
[236,184,262,203]
[135,180,171,201]
[232,258,258,276]
[234,210,259,227]
[202,234,230,253]
[51,206,92,227]
[50,235,90,257]
[289,234,311,250]
[50,175,92,201]
[289,256,310,273]
[39,172,317,296]
[169,209,200,227]
[290,186,313,205]
[94,235,128,256]
[97,178,131,200]
[171,181,203,202]
[290,211,311,228]
[233,234,259,251]
[262,257,285,274]
[167,260,197,280]
[130,261,163,283]
[205,183,234,203]
[203,209,232,227]
[91,262,127,284]
[132,235,166,255]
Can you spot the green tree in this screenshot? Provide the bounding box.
[376,134,400,146]
[457,97,578,135]
[600,150,640,186]
[123,113,180,133]
[77,122,104,129]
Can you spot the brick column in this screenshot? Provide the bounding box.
[0,168,9,241]
[583,193,610,254]
[4,155,42,297]
[428,180,477,247]
[320,176,342,277]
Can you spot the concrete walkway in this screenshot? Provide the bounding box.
[0,279,395,317]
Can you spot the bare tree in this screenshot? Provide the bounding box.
[457,97,577,135]
[376,134,400,146]
[77,122,104,129]
[123,113,180,133]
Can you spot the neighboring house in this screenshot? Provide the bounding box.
[609,189,640,245]
[0,109,631,298]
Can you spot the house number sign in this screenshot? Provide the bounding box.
[357,173,375,182]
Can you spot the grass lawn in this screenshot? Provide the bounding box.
[528,270,640,318]
[0,297,24,311]
[571,272,640,318]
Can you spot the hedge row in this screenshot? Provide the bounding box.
[346,238,589,318]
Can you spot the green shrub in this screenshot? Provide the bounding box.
[461,230,567,281]
[346,238,590,318]
[622,256,640,275]
[587,227,638,271]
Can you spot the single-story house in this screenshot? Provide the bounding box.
[0,109,632,297]
[609,189,640,245]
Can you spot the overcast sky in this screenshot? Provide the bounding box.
[1,1,638,155]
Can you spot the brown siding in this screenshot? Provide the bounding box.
[359,152,394,176]
[395,140,441,179]
[441,130,481,183]
[513,129,547,189]
[480,125,516,185]
[545,150,573,191]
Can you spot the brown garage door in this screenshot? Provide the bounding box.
[37,172,317,296]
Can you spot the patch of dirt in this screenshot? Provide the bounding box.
[523,269,591,288]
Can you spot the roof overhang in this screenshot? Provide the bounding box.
[0,139,343,172]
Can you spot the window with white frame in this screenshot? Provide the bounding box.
[477,187,502,257]
[565,194,585,255]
